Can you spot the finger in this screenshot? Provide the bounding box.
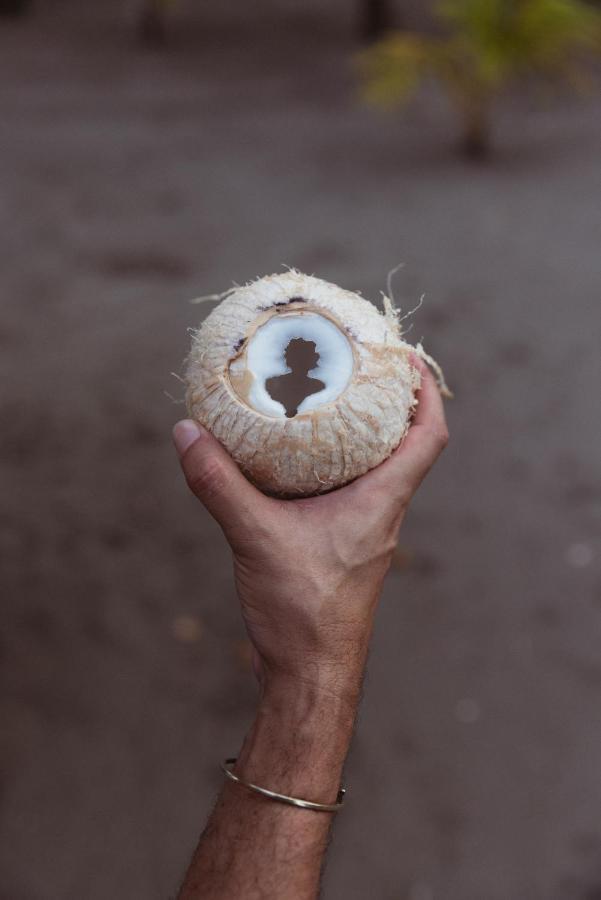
[387,360,449,492]
[173,420,269,535]
[400,360,449,463]
[351,361,449,507]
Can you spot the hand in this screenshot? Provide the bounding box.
[173,360,448,702]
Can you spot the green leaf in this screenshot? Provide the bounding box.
[358,34,435,107]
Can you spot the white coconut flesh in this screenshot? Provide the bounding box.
[185,271,445,497]
[229,312,354,418]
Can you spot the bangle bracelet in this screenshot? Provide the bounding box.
[221,758,346,813]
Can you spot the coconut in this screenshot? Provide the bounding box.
[185,270,449,497]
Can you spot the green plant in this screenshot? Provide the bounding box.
[360,0,601,157]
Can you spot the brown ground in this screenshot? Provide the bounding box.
[1,3,601,899]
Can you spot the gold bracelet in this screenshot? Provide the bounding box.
[221,758,346,813]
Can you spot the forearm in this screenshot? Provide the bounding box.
[178,672,364,899]
[173,359,448,899]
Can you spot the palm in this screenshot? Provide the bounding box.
[360,0,601,156]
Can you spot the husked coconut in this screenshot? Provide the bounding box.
[185,270,449,497]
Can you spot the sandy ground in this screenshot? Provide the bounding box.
[1,3,601,898]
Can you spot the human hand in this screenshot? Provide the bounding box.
[173,360,448,703]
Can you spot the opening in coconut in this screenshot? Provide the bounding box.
[228,311,354,418]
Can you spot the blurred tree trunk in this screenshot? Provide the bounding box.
[0,0,32,15]
[461,102,491,160]
[137,0,167,47]
[359,0,394,41]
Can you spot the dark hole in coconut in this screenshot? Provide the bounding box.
[266,339,325,418]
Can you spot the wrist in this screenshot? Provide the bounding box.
[260,659,365,713]
[248,597,376,701]
[234,671,361,805]
[260,668,363,723]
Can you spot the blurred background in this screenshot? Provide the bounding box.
[1,1,600,898]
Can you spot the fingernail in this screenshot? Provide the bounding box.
[173,420,203,457]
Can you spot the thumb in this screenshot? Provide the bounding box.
[173,419,266,535]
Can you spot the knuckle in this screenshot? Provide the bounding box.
[186,458,228,501]
[428,425,449,452]
[396,483,414,509]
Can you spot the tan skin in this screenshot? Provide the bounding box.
[173,359,448,899]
